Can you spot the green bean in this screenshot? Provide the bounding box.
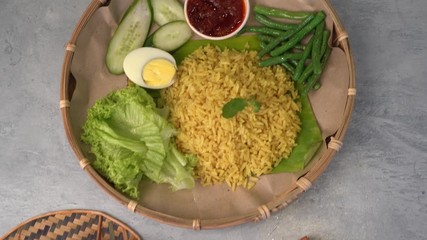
[293,35,314,80]
[259,41,268,49]
[254,5,312,20]
[256,34,276,43]
[297,35,330,84]
[258,14,315,57]
[313,82,321,90]
[289,59,299,67]
[297,62,314,83]
[280,62,295,75]
[239,26,286,37]
[258,35,305,52]
[302,73,320,95]
[312,21,325,75]
[320,30,331,57]
[255,14,296,31]
[321,46,332,69]
[303,47,332,94]
[270,11,326,57]
[259,53,303,67]
[293,44,306,51]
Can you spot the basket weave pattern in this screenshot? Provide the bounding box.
[2,210,140,240]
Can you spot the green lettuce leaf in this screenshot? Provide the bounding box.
[82,86,195,199]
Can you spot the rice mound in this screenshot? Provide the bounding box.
[161,45,301,190]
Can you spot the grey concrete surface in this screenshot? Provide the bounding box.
[1,0,426,239]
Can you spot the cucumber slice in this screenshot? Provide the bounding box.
[106,0,152,75]
[151,0,185,26]
[152,21,192,52]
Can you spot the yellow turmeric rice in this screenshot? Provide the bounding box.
[161,45,301,190]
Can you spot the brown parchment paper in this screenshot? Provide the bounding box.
[69,0,350,220]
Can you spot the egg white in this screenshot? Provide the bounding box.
[123,47,177,89]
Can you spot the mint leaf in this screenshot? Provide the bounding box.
[222,96,262,119]
[222,98,248,119]
[248,96,261,113]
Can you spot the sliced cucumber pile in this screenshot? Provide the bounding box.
[105,0,152,75]
[151,0,185,26]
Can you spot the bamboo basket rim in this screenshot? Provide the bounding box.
[60,0,355,230]
[1,209,141,240]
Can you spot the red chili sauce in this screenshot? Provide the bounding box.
[186,0,246,37]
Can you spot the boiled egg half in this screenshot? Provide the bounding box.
[123,47,177,89]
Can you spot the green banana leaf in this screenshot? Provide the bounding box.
[173,35,262,64]
[271,93,322,173]
[172,36,323,173]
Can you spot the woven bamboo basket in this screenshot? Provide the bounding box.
[60,0,355,230]
[1,210,140,240]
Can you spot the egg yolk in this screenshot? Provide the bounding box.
[142,58,176,87]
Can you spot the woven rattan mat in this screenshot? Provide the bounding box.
[1,210,140,240]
